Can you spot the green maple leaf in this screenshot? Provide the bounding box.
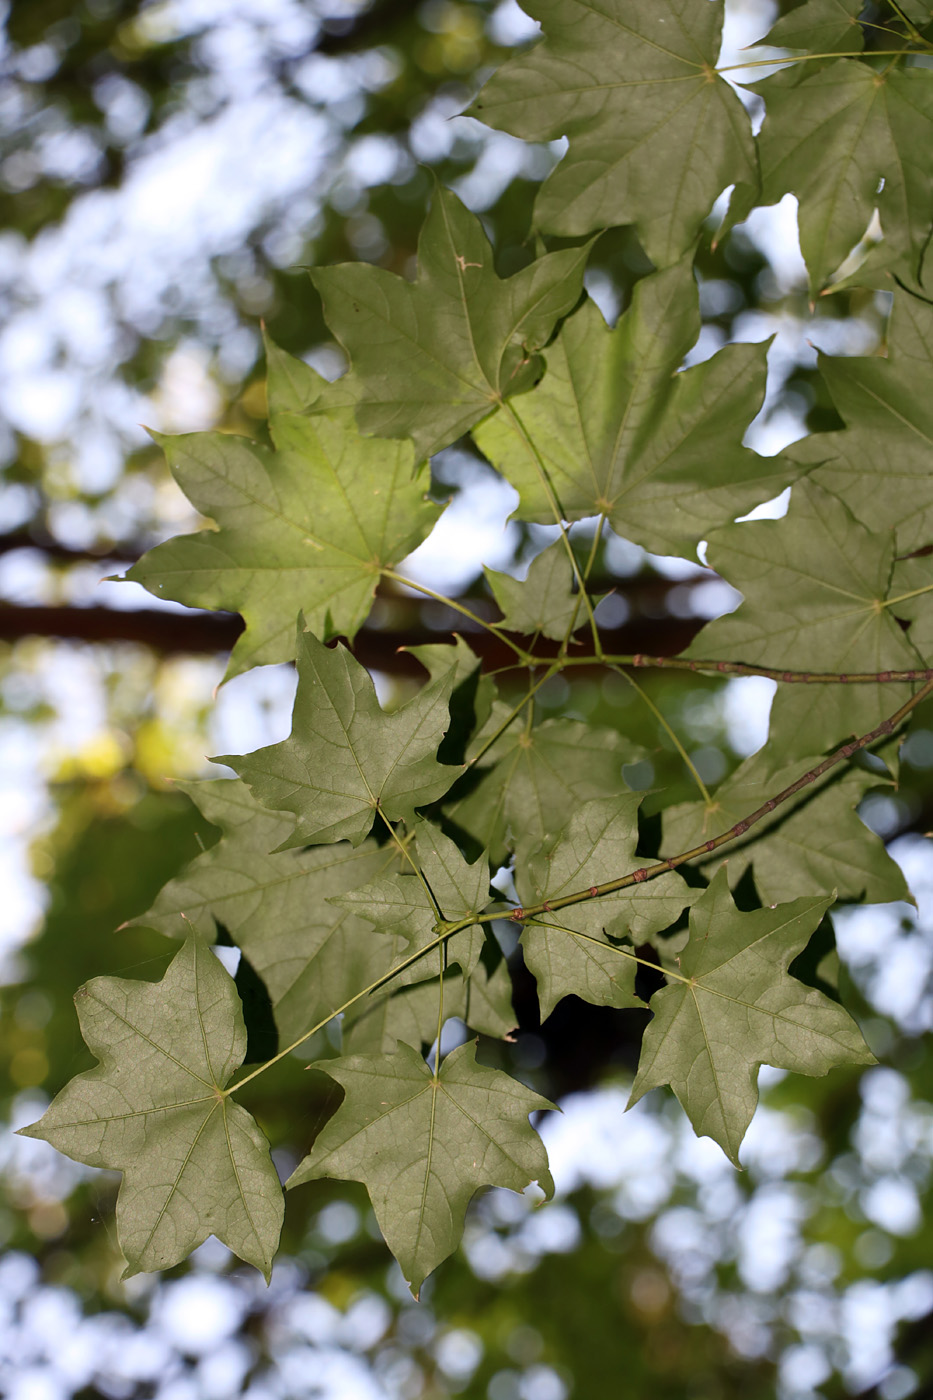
[262,333,354,417]
[130,779,402,1044]
[515,796,693,1018]
[663,748,909,906]
[900,1,933,23]
[486,542,585,642]
[288,1041,553,1294]
[19,939,282,1278]
[629,870,875,1164]
[223,629,460,848]
[791,292,933,556]
[687,480,925,757]
[333,822,491,982]
[761,0,865,56]
[889,553,933,658]
[344,953,516,1054]
[127,361,438,679]
[754,59,933,293]
[447,714,644,864]
[474,264,798,556]
[312,187,591,461]
[468,0,756,263]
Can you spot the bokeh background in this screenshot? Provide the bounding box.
[2,1,933,1397]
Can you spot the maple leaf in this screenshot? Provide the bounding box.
[516,796,694,1019]
[473,263,799,556]
[312,187,591,461]
[753,54,933,294]
[19,940,282,1279]
[630,870,875,1164]
[343,953,516,1054]
[686,479,925,757]
[332,821,492,982]
[663,748,910,906]
[288,1041,553,1295]
[791,291,933,556]
[222,628,460,848]
[127,361,437,679]
[889,553,933,659]
[447,713,644,864]
[131,779,403,1045]
[486,542,585,642]
[761,0,865,54]
[469,0,756,264]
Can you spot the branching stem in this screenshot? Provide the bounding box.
[228,679,933,1096]
[559,655,933,684]
[498,676,933,926]
[381,567,531,662]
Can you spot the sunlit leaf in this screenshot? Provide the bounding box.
[486,542,584,642]
[128,366,437,678]
[469,0,756,263]
[313,187,591,460]
[474,265,797,556]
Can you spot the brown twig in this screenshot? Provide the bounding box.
[504,677,933,925]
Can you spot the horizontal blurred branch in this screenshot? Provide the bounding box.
[0,599,702,671]
[0,529,143,566]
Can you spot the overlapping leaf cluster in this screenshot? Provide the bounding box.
[25,0,933,1294]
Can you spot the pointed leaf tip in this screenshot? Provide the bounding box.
[21,939,283,1278]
